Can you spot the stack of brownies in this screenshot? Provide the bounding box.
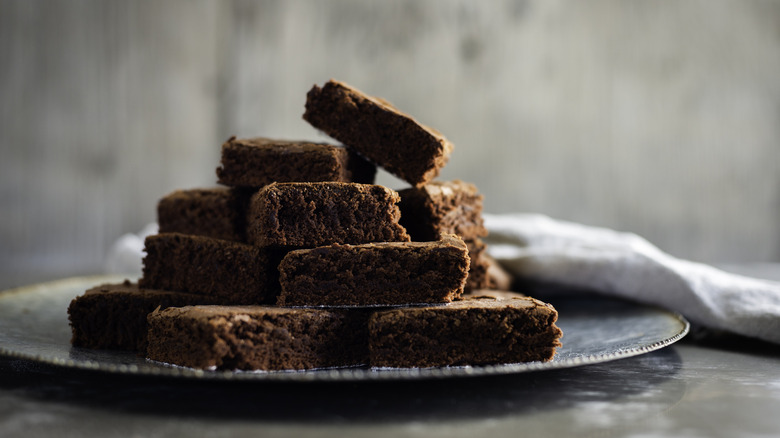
[68,79,562,370]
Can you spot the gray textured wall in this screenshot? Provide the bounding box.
[2,0,780,279]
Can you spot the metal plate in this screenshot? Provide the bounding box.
[0,276,689,381]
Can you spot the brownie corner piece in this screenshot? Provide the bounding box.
[303,79,452,186]
[368,295,563,368]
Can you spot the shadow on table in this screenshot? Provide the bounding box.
[0,347,683,424]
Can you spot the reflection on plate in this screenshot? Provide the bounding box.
[0,276,689,382]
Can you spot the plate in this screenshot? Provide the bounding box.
[0,276,689,381]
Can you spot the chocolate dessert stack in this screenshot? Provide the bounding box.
[68,79,562,370]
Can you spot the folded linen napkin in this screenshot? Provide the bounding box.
[483,213,780,345]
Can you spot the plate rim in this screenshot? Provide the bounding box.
[0,275,690,382]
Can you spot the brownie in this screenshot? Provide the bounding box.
[369,295,563,368]
[67,281,219,352]
[247,182,410,248]
[485,254,513,291]
[464,238,490,293]
[157,187,252,242]
[303,80,453,186]
[398,180,488,241]
[216,136,376,188]
[139,233,284,304]
[277,234,471,306]
[146,305,371,370]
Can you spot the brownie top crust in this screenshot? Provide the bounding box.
[81,280,220,299]
[221,137,346,157]
[152,304,323,320]
[303,80,453,186]
[385,294,558,314]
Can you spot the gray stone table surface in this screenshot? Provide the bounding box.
[1,266,779,438]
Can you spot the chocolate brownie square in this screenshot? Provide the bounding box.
[216,136,376,188]
[277,234,471,307]
[139,233,284,304]
[303,80,453,186]
[247,182,410,248]
[398,180,488,242]
[67,281,219,352]
[157,187,252,242]
[146,305,371,370]
[369,295,562,368]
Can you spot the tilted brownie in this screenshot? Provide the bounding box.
[216,136,376,188]
[68,280,219,352]
[157,187,253,242]
[277,234,471,307]
[369,295,563,368]
[146,305,372,370]
[247,182,410,248]
[398,180,488,242]
[139,233,284,304]
[303,80,453,186]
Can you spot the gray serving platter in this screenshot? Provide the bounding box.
[0,275,689,381]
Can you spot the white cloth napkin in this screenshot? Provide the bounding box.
[104,223,158,279]
[483,213,780,345]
